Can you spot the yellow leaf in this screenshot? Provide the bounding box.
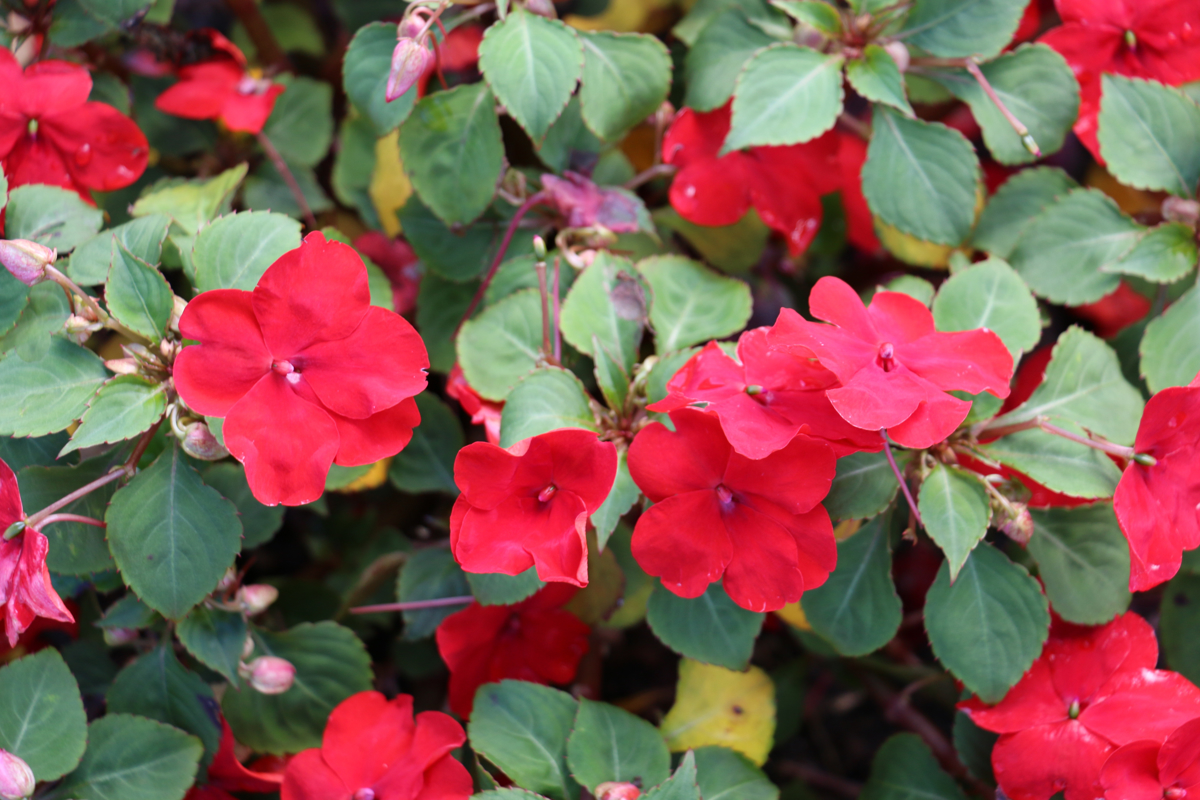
[369,130,411,238]
[834,518,861,541]
[1085,163,1165,217]
[874,187,984,268]
[565,0,677,32]
[660,659,775,766]
[775,602,810,631]
[336,458,392,493]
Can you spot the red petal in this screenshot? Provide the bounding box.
[409,747,474,800]
[1099,741,1167,800]
[960,657,1066,734]
[720,502,806,612]
[40,103,148,191]
[436,602,509,718]
[154,63,239,121]
[321,692,415,792]
[0,48,23,110]
[628,410,730,501]
[208,719,283,792]
[1044,612,1156,706]
[867,291,936,344]
[1081,668,1200,746]
[332,397,421,467]
[280,749,349,800]
[521,430,618,513]
[174,289,271,417]
[724,434,835,514]
[1039,24,1122,76]
[745,153,825,256]
[809,276,880,342]
[19,60,91,119]
[453,442,524,510]
[1159,716,1200,789]
[825,365,930,432]
[631,491,733,598]
[662,105,729,169]
[778,505,836,591]
[668,155,753,227]
[453,493,589,586]
[707,392,806,460]
[0,458,21,528]
[3,133,76,193]
[752,130,841,196]
[836,132,882,253]
[220,84,285,134]
[515,605,591,684]
[897,329,1013,396]
[1,530,73,648]
[884,391,972,449]
[990,721,1113,800]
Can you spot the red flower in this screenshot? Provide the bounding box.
[1100,717,1200,800]
[769,276,1013,449]
[449,429,617,586]
[0,458,73,648]
[281,691,471,800]
[446,364,502,445]
[155,33,285,134]
[961,613,1200,800]
[1113,372,1200,591]
[628,408,836,613]
[185,718,283,800]
[648,328,883,459]
[1039,0,1200,158]
[435,584,590,719]
[0,50,147,198]
[1074,282,1151,339]
[353,232,422,316]
[663,102,841,256]
[835,132,882,254]
[173,232,429,506]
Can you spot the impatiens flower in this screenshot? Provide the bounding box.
[435,584,590,718]
[450,429,617,586]
[1039,0,1200,158]
[184,718,283,800]
[663,102,840,256]
[628,408,836,613]
[353,232,421,316]
[835,132,882,254]
[769,277,1013,449]
[1113,372,1200,591]
[0,50,147,198]
[0,458,74,648]
[446,364,502,445]
[648,327,884,459]
[173,232,429,506]
[155,32,285,134]
[1100,717,1200,800]
[961,613,1200,800]
[281,691,471,800]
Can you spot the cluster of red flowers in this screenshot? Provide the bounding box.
[155,32,284,134]
[963,612,1200,800]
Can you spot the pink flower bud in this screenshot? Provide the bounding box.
[102,627,140,646]
[524,0,557,18]
[0,239,56,287]
[242,635,255,659]
[0,750,34,800]
[242,656,295,694]
[398,13,426,40]
[105,358,141,375]
[884,41,910,73]
[1163,196,1200,226]
[180,421,229,461]
[595,782,640,800]
[386,38,434,102]
[237,584,279,615]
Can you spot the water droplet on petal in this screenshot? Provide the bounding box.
[74,144,92,166]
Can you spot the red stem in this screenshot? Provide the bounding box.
[552,255,562,363]
[38,514,106,528]
[22,470,125,531]
[881,431,923,529]
[349,596,475,614]
[455,193,548,335]
[255,131,319,231]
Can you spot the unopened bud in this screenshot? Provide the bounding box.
[398,13,426,39]
[997,503,1033,545]
[105,358,141,375]
[0,750,35,800]
[237,584,279,615]
[241,656,296,695]
[533,235,547,260]
[102,627,140,647]
[0,239,55,287]
[169,295,187,334]
[524,0,557,18]
[386,38,434,102]
[1163,196,1200,226]
[595,783,640,800]
[883,41,910,73]
[180,421,229,461]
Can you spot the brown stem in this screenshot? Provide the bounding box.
[349,595,475,614]
[881,431,923,529]
[1038,420,1138,460]
[21,470,126,531]
[837,112,872,140]
[38,513,106,528]
[964,60,1040,156]
[623,163,676,191]
[225,0,290,69]
[44,265,104,322]
[255,131,319,231]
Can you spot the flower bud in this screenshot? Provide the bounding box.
[180,421,229,461]
[217,567,238,593]
[237,584,279,615]
[398,13,426,39]
[0,749,35,800]
[102,627,140,647]
[105,358,141,375]
[524,0,557,18]
[998,503,1033,545]
[241,656,296,695]
[595,783,640,800]
[1163,196,1200,226]
[242,634,255,659]
[883,41,910,73]
[386,38,434,102]
[0,239,55,287]
[169,295,187,334]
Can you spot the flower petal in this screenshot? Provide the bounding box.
[884,391,972,449]
[524,429,618,512]
[808,276,880,342]
[1159,716,1200,789]
[990,721,1113,800]
[452,494,588,586]
[408,750,474,800]
[867,291,936,344]
[668,155,753,227]
[825,364,928,432]
[2,530,74,648]
[631,490,733,599]
[435,602,509,718]
[19,60,92,119]
[279,749,350,800]
[1099,741,1168,800]
[896,330,1013,396]
[628,409,730,502]
[154,63,239,120]
[960,657,1066,733]
[663,105,728,169]
[769,307,877,384]
[220,84,285,134]
[40,102,148,191]
[720,503,805,612]
[0,457,21,528]
[1081,668,1200,746]
[321,692,415,792]
[332,397,421,467]
[174,289,271,418]
[724,435,835,515]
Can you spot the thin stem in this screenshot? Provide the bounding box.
[836,112,871,140]
[349,595,475,614]
[44,265,104,322]
[455,192,548,335]
[225,0,289,69]
[535,259,552,357]
[38,514,106,528]
[964,59,1040,156]
[256,131,318,231]
[881,431,922,529]
[552,255,562,363]
[1038,420,1138,460]
[22,470,125,531]
[623,163,676,191]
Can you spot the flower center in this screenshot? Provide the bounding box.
[715,484,734,508]
[353,790,376,800]
[878,342,896,372]
[272,360,301,385]
[1124,29,1137,49]
[26,118,37,138]
[502,612,522,637]
[1067,699,1081,719]
[538,484,557,503]
[1165,788,1186,799]
[237,72,272,95]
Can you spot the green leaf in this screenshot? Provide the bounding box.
[1027,504,1131,625]
[1098,75,1200,197]
[725,45,843,151]
[262,76,333,167]
[918,465,991,581]
[578,31,672,142]
[861,733,968,800]
[674,0,790,45]
[97,594,158,629]
[593,334,631,412]
[0,650,87,781]
[331,114,380,228]
[863,108,981,246]
[567,698,672,792]
[54,715,203,800]
[77,0,151,24]
[500,368,598,448]
[400,197,537,282]
[932,257,1040,361]
[991,326,1145,445]
[396,548,470,639]
[106,240,173,341]
[344,23,417,135]
[1161,572,1200,685]
[177,606,249,687]
[825,451,904,521]
[591,450,639,550]
[63,376,166,455]
[222,622,373,754]
[388,393,462,494]
[106,647,220,767]
[0,282,70,363]
[399,82,505,226]
[106,446,242,620]
[771,0,841,33]
[468,567,544,606]
[5,185,104,253]
[561,251,645,372]
[972,166,1078,258]
[0,269,29,338]
[202,462,284,549]
[924,544,1050,703]
[18,456,118,574]
[900,0,1030,59]
[643,751,700,800]
[479,9,584,143]
[537,95,603,172]
[802,517,903,656]
[1141,283,1200,393]
[638,255,752,353]
[846,45,912,116]
[929,45,1079,165]
[458,288,545,401]
[192,211,303,293]
[67,214,171,285]
[646,583,765,670]
[979,425,1122,499]
[0,338,108,437]
[469,681,580,800]
[0,433,69,472]
[1106,222,1198,283]
[693,746,778,800]
[684,9,777,112]
[1008,189,1142,305]
[417,274,476,373]
[46,0,113,47]
[131,163,248,236]
[952,711,997,786]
